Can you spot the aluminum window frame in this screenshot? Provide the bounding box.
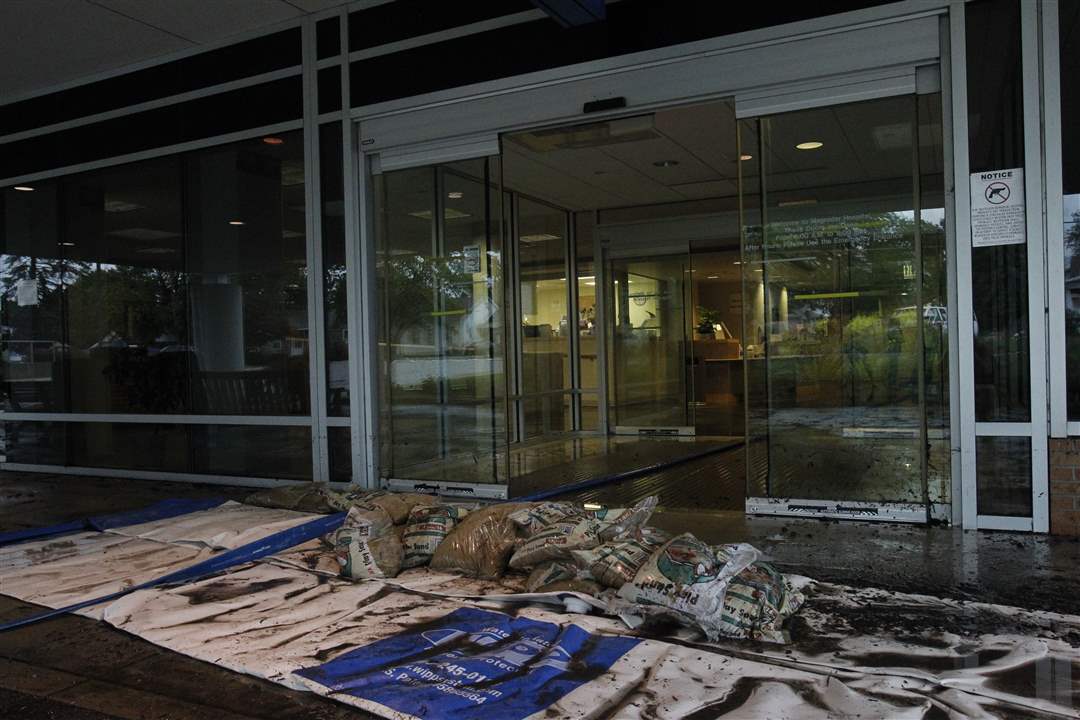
[950,0,1051,532]
[1043,1,1068,438]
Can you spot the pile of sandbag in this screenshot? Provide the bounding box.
[245,486,804,643]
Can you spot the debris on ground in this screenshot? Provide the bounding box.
[2,489,1078,719]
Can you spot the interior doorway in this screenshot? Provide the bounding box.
[608,251,694,434]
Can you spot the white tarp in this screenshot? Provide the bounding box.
[1,502,1078,719]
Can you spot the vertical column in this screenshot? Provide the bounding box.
[1020,0,1049,533]
[340,10,374,487]
[302,18,329,483]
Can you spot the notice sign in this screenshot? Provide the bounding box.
[970,168,1026,247]
[461,244,481,274]
[16,278,38,307]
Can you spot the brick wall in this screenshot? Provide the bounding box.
[1050,437,1080,535]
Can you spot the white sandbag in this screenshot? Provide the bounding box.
[401,505,469,569]
[715,553,806,642]
[613,534,760,641]
[571,525,671,589]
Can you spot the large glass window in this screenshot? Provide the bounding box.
[1061,0,1080,419]
[321,123,350,416]
[967,0,1030,423]
[0,130,311,479]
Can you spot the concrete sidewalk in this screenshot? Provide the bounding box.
[1,470,1078,719]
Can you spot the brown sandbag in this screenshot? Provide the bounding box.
[525,561,579,592]
[244,483,349,513]
[430,502,536,579]
[345,490,439,525]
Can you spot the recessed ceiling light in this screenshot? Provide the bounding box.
[228,220,245,226]
[795,141,823,150]
[706,275,719,279]
[653,160,680,168]
[739,154,753,161]
[13,186,34,192]
[447,191,463,199]
[57,242,75,247]
[262,137,284,145]
[733,261,742,265]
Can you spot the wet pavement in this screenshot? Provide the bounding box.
[2,470,1079,719]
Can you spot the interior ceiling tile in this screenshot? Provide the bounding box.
[92,0,304,43]
[0,0,193,101]
[600,136,722,189]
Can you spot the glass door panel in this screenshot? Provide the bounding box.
[741,94,946,510]
[609,253,693,431]
[374,157,508,485]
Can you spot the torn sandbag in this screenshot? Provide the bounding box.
[613,534,761,642]
[430,503,535,579]
[402,505,470,569]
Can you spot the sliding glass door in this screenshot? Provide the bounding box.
[373,157,509,486]
[740,93,949,519]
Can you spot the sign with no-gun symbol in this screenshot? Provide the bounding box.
[970,168,1026,247]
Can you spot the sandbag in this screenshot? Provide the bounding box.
[401,505,470,569]
[509,496,658,541]
[336,502,394,541]
[572,525,671,589]
[509,503,584,537]
[343,490,439,525]
[244,483,349,513]
[594,496,658,542]
[614,534,760,641]
[334,522,404,579]
[713,551,805,643]
[524,561,580,592]
[430,503,536,579]
[508,517,605,571]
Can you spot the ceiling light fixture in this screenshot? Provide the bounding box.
[262,137,284,145]
[652,160,680,168]
[13,186,34,192]
[739,154,753,161]
[795,141,824,150]
[447,191,464,200]
[228,220,245,226]
[707,275,719,279]
[58,242,75,247]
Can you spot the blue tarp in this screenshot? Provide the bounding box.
[296,607,641,720]
[0,497,226,547]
